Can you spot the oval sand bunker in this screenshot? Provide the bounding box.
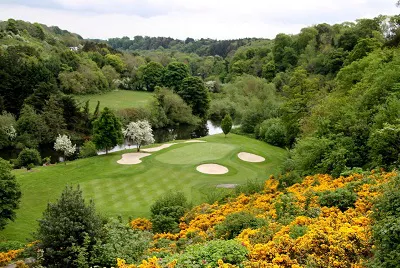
[196,164,229,175]
[117,153,151,165]
[238,152,265,163]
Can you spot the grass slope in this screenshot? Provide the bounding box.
[75,90,153,112]
[0,134,286,242]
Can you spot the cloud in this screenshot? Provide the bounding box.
[0,0,398,40]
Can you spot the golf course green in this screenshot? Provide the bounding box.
[0,134,287,242]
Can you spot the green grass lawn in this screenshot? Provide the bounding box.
[75,90,154,112]
[0,134,287,243]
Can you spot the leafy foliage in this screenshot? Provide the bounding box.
[35,185,103,268]
[221,114,232,137]
[16,148,41,168]
[0,158,21,230]
[150,192,189,234]
[371,175,400,268]
[78,141,98,158]
[92,107,123,153]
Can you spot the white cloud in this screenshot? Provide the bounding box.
[0,0,398,40]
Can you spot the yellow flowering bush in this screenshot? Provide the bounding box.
[131,218,153,231]
[0,249,23,266]
[118,172,397,268]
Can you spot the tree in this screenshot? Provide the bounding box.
[36,185,103,267]
[54,134,77,164]
[221,114,233,137]
[179,76,210,118]
[162,62,190,90]
[142,61,164,92]
[0,158,21,230]
[0,112,16,149]
[122,120,155,152]
[16,104,48,148]
[92,107,123,154]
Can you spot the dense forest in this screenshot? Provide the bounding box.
[1,15,400,176]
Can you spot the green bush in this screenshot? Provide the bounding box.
[289,225,308,239]
[35,185,104,267]
[258,118,287,147]
[79,141,98,158]
[278,171,302,189]
[370,175,400,268]
[16,148,41,168]
[0,241,25,252]
[235,178,265,196]
[215,211,266,239]
[92,218,152,267]
[275,193,300,224]
[318,188,357,212]
[150,192,189,234]
[171,240,248,267]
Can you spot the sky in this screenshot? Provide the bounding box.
[0,0,398,40]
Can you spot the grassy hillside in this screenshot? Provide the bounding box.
[0,134,286,242]
[75,90,154,112]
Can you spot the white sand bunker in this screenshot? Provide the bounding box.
[196,164,229,175]
[238,152,265,163]
[184,140,206,143]
[142,143,177,152]
[117,153,151,165]
[216,184,238,188]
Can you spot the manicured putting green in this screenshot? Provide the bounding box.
[155,143,235,164]
[0,134,287,243]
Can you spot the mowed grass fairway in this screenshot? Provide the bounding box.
[0,134,287,242]
[75,90,153,112]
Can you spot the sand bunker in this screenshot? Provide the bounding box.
[216,184,238,188]
[141,143,177,152]
[238,152,265,163]
[184,140,206,143]
[196,164,229,174]
[117,153,151,165]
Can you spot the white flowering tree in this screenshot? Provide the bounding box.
[123,120,155,152]
[54,134,76,164]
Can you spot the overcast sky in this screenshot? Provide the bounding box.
[0,0,398,40]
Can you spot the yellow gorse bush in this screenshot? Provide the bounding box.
[119,172,397,268]
[0,249,23,266]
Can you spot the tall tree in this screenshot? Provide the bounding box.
[179,76,210,118]
[142,61,164,92]
[0,158,21,230]
[162,62,190,91]
[92,107,123,154]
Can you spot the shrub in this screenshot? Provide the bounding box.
[275,193,300,224]
[370,175,400,268]
[278,171,302,189]
[173,240,248,267]
[16,148,41,168]
[0,158,21,230]
[318,188,357,212]
[92,218,152,267]
[150,192,189,234]
[289,225,308,239]
[235,178,265,196]
[79,141,98,158]
[258,118,287,147]
[215,211,266,239]
[35,185,103,267]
